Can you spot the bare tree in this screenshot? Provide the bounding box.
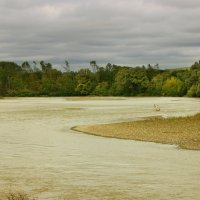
[90,60,99,72]
[62,60,70,72]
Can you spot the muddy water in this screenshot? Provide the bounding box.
[0,97,200,200]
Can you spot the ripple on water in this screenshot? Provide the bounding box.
[0,97,200,200]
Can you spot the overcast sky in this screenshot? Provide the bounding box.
[0,0,200,68]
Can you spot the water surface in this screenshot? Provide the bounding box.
[0,97,200,199]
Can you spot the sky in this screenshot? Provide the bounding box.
[0,0,200,69]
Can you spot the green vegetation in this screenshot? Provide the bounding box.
[0,60,200,97]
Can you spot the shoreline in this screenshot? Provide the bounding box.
[71,113,200,150]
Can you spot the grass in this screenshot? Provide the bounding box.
[1,191,33,200]
[72,113,200,150]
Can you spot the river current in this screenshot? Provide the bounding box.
[0,97,200,199]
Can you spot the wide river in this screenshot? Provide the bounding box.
[0,97,200,200]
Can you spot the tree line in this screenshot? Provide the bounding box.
[0,60,200,97]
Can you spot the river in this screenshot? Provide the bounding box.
[0,97,200,200]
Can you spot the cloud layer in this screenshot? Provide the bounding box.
[0,0,200,68]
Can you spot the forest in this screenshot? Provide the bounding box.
[0,60,200,97]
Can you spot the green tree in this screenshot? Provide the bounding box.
[147,72,171,96]
[94,81,110,96]
[40,65,62,95]
[0,62,22,95]
[187,82,200,97]
[114,67,149,96]
[191,61,200,70]
[57,72,76,95]
[21,61,32,72]
[146,64,160,81]
[40,61,52,72]
[75,69,96,95]
[162,77,184,96]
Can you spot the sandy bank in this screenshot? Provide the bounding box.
[72,113,200,150]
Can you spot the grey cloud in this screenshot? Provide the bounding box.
[0,0,200,68]
[152,0,200,9]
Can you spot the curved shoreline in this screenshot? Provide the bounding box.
[71,114,200,150]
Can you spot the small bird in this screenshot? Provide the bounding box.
[154,104,160,111]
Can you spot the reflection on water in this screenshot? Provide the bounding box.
[0,97,200,200]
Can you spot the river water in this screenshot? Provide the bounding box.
[0,97,200,200]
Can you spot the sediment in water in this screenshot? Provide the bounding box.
[72,113,200,150]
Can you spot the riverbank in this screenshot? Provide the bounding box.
[72,113,200,150]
